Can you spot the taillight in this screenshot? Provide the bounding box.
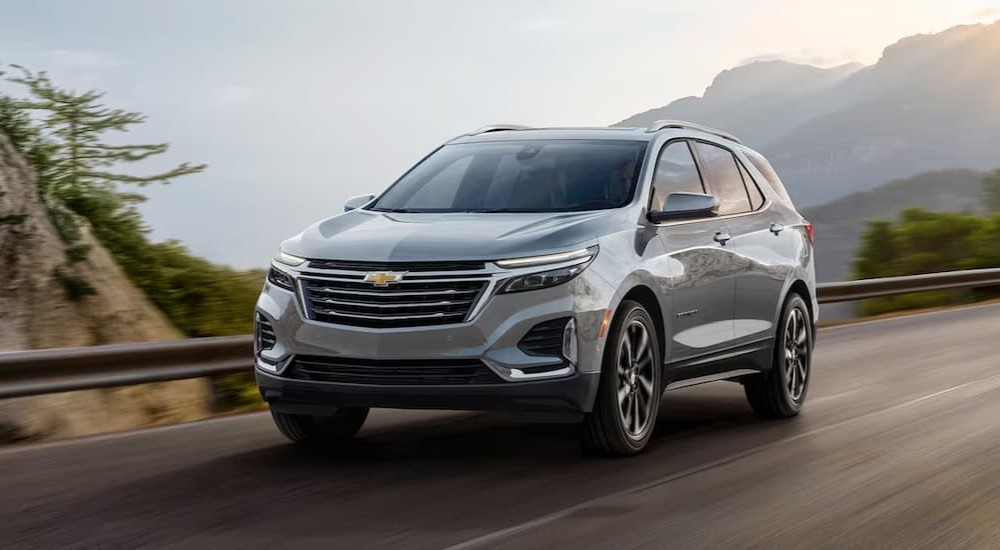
[803,220,814,242]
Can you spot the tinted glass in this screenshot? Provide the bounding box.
[694,142,751,215]
[744,149,792,204]
[739,161,765,210]
[371,140,647,213]
[650,141,703,212]
[403,156,471,209]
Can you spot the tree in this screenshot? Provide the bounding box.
[853,208,996,315]
[853,221,897,279]
[3,65,263,407]
[984,169,1000,213]
[7,66,205,212]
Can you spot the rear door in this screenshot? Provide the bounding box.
[693,141,792,348]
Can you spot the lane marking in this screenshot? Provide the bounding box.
[444,372,1000,550]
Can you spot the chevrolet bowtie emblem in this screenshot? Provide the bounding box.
[364,271,405,287]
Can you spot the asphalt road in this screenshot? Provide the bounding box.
[4,304,1000,549]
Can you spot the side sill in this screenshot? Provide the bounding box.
[665,369,758,391]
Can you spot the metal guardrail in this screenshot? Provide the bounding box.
[815,267,1000,304]
[0,336,252,399]
[2,268,1000,399]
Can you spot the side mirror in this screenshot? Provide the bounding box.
[649,192,719,223]
[344,194,376,212]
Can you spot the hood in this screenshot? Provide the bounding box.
[281,209,624,262]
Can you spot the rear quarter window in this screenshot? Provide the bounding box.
[743,149,793,205]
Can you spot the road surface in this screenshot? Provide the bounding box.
[3,304,1000,549]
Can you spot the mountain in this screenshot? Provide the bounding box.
[618,60,863,146]
[0,134,209,441]
[615,21,1000,207]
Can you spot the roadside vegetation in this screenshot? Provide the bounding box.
[0,62,262,408]
[853,172,1000,315]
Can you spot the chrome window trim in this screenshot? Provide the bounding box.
[644,134,776,228]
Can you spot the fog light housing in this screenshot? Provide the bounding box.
[562,318,578,365]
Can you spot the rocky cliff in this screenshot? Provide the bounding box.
[0,133,209,441]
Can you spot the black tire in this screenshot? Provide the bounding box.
[270,407,369,445]
[582,300,662,456]
[744,293,813,418]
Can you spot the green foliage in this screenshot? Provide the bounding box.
[3,64,262,409]
[8,66,207,188]
[5,66,206,253]
[0,213,27,226]
[853,207,1000,315]
[0,94,37,150]
[65,243,92,263]
[53,265,97,300]
[984,170,1000,213]
[1,64,263,336]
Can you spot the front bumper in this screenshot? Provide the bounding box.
[257,368,600,421]
[253,261,615,417]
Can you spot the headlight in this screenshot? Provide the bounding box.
[274,250,306,266]
[495,247,595,269]
[267,266,295,291]
[499,263,590,293]
[497,246,597,294]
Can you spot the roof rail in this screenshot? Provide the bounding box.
[646,120,741,144]
[467,124,533,136]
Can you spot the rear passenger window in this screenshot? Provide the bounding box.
[649,141,704,212]
[693,142,751,216]
[744,149,792,204]
[739,161,765,210]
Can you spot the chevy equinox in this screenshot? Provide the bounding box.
[255,120,817,456]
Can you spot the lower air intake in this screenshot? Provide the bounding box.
[518,318,571,357]
[255,314,276,351]
[286,356,504,386]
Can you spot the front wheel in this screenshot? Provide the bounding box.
[743,294,813,418]
[582,300,662,456]
[270,407,369,445]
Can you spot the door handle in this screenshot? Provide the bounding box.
[714,232,732,246]
[770,223,784,235]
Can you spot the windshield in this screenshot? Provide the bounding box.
[370,140,647,213]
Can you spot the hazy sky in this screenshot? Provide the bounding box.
[2,0,999,268]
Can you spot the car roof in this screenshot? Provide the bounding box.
[449,127,655,144]
[448,125,744,148]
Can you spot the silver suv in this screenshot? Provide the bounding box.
[255,121,816,455]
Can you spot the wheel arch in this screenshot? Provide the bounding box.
[786,279,815,337]
[618,285,667,368]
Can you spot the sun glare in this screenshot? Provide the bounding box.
[972,6,1000,23]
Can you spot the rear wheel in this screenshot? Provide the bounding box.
[743,294,812,418]
[270,407,369,444]
[582,301,662,456]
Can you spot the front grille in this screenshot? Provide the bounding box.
[287,355,503,385]
[300,262,491,329]
[308,259,486,272]
[255,314,276,350]
[519,318,570,357]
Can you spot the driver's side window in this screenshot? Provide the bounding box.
[650,141,704,213]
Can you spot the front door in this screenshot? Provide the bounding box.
[647,139,738,364]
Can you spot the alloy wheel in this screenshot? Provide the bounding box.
[783,307,809,402]
[616,319,656,438]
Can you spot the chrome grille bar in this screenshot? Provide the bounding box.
[299,261,492,328]
[311,298,474,308]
